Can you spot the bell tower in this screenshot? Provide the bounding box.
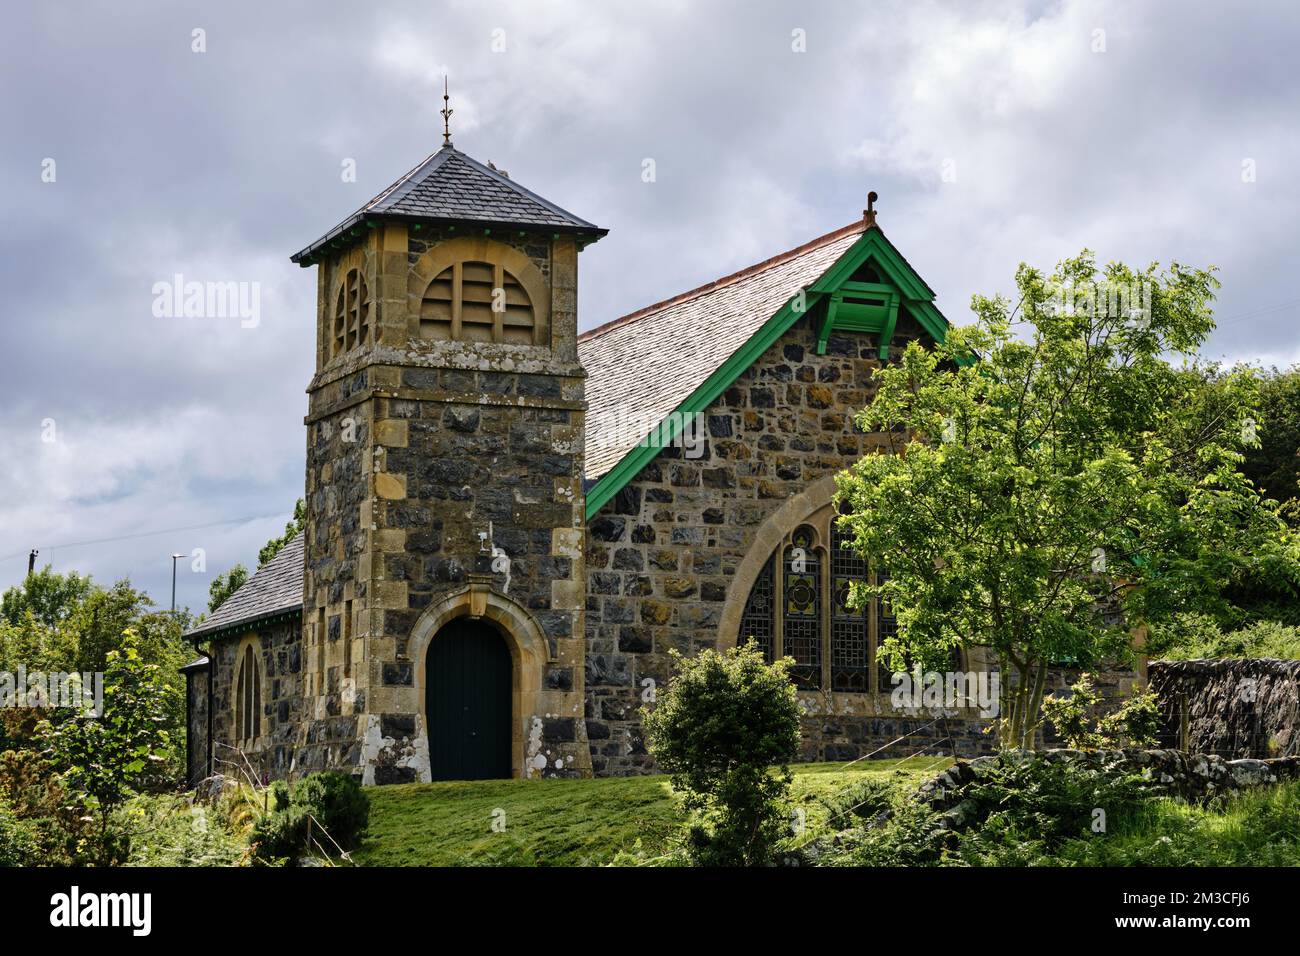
[289,139,606,783]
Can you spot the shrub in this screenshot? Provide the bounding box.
[251,804,312,861]
[1098,688,1160,748]
[0,747,99,866]
[1042,673,1160,749]
[1042,673,1104,749]
[0,800,39,867]
[1151,613,1300,660]
[291,772,370,847]
[642,642,801,866]
[951,756,1148,862]
[42,630,174,864]
[250,772,369,862]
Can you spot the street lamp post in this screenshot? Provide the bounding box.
[170,553,185,616]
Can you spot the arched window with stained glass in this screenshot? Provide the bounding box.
[735,504,950,693]
[782,525,822,689]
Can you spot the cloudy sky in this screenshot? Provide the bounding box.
[3,0,1298,614]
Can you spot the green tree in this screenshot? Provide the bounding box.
[642,642,801,866]
[836,251,1293,750]
[43,630,176,864]
[1241,365,1300,509]
[1,566,93,628]
[208,564,249,612]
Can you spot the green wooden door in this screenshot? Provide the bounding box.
[426,618,513,781]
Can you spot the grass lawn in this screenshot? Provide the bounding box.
[352,756,951,867]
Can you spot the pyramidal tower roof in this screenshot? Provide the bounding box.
[292,144,607,265]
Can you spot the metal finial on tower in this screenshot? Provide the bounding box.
[440,75,454,148]
[864,190,878,226]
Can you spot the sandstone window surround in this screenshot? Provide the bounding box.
[409,236,551,348]
[332,266,372,359]
[233,638,264,747]
[738,503,950,693]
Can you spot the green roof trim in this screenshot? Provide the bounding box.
[583,226,950,519]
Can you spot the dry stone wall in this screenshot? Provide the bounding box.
[1149,659,1300,758]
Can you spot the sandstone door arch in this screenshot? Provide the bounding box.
[406,582,552,780]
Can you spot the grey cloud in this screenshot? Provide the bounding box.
[2,0,1297,609]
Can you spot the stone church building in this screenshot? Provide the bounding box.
[182,139,1143,786]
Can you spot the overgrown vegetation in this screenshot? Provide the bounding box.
[119,793,247,867]
[1150,613,1300,660]
[0,512,311,866]
[0,568,191,776]
[40,632,175,864]
[1239,365,1300,510]
[1041,673,1160,749]
[641,642,801,866]
[250,772,370,863]
[819,754,1300,867]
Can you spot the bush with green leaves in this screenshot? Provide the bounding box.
[0,799,40,867]
[1151,613,1300,660]
[250,771,369,862]
[1098,688,1161,748]
[1042,673,1160,749]
[641,641,801,866]
[42,630,175,864]
[1042,674,1104,749]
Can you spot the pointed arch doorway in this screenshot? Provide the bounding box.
[425,617,513,781]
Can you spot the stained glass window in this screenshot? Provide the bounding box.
[783,526,821,689]
[831,521,869,692]
[737,508,905,695]
[739,555,775,662]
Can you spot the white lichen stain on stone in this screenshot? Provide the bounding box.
[359,714,386,786]
[525,715,546,779]
[359,713,432,786]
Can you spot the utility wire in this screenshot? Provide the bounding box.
[0,511,291,564]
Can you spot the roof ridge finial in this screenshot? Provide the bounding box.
[863,190,878,227]
[440,75,454,148]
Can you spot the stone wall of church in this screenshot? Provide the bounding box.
[584,314,929,774]
[183,667,209,788]
[199,619,306,783]
[298,370,372,778]
[582,313,1143,775]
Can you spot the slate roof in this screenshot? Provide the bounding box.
[185,533,304,640]
[577,220,868,480]
[292,146,606,264]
